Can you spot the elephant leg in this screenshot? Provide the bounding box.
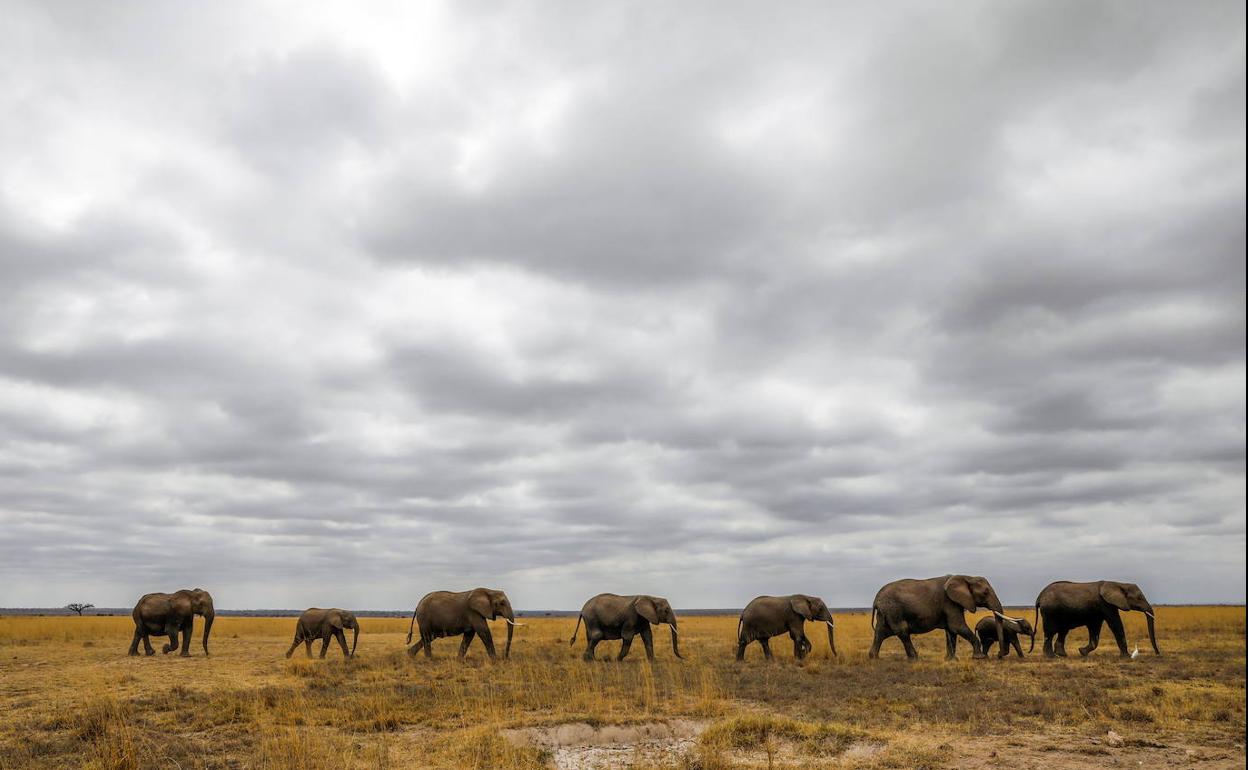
[475,621,497,660]
[458,629,476,660]
[1043,631,1055,658]
[585,632,602,662]
[1079,621,1102,657]
[334,629,350,658]
[868,624,891,659]
[640,625,655,661]
[163,622,179,654]
[899,631,919,659]
[128,626,143,656]
[1055,629,1069,657]
[319,635,331,659]
[1104,612,1129,657]
[1011,635,1025,658]
[618,632,635,661]
[142,628,155,656]
[422,634,434,659]
[948,617,983,659]
[406,638,427,657]
[735,639,749,662]
[304,638,314,658]
[944,630,957,660]
[286,633,303,659]
[180,618,193,657]
[758,637,774,660]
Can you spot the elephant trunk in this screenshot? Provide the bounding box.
[669,622,682,659]
[201,611,214,656]
[504,608,515,660]
[1144,607,1159,655]
[350,623,359,657]
[826,621,837,657]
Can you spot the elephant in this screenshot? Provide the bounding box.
[735,594,838,661]
[286,608,359,659]
[569,594,681,661]
[869,575,1008,660]
[975,614,1035,658]
[128,588,214,657]
[405,588,520,660]
[1034,580,1159,658]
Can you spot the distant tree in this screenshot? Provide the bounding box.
[65,603,94,616]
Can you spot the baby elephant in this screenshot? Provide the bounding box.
[286,608,359,659]
[975,614,1035,658]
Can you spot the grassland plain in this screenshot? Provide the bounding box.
[0,607,1242,769]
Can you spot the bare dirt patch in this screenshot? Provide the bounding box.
[502,719,707,769]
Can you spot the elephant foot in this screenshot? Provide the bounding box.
[179,652,191,658]
[128,651,139,657]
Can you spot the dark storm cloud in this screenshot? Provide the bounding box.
[0,1,1242,610]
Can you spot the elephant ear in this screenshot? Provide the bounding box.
[944,576,977,613]
[633,596,660,624]
[1099,582,1131,611]
[328,611,345,630]
[789,596,814,620]
[468,590,494,620]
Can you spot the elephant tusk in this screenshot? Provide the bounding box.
[1144,612,1155,620]
[993,611,1024,623]
[669,624,678,635]
[503,618,526,626]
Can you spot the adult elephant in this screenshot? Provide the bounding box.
[735,594,837,661]
[570,594,681,661]
[405,588,520,660]
[128,588,215,657]
[869,575,1007,660]
[1034,580,1158,658]
[286,608,359,659]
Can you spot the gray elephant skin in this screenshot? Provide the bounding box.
[406,588,519,660]
[1035,580,1158,658]
[736,594,837,661]
[975,615,1035,658]
[128,588,215,657]
[570,594,681,661]
[869,575,1007,659]
[286,608,359,659]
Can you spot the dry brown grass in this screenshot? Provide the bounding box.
[0,607,1242,768]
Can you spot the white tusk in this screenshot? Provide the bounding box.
[503,618,525,626]
[1144,612,1155,620]
[669,624,678,635]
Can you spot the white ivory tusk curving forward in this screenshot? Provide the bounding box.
[992,611,1025,623]
[1144,612,1155,620]
[503,618,526,626]
[669,624,678,635]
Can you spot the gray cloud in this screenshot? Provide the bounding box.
[0,1,1242,610]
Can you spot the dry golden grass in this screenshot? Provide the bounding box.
[0,607,1242,768]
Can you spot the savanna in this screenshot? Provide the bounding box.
[0,606,1242,769]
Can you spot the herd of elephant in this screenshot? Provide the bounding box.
[127,576,1160,663]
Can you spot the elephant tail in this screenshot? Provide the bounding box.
[736,614,744,643]
[405,605,418,646]
[870,605,878,631]
[569,614,583,646]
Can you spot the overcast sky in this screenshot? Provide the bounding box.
[1,1,1243,611]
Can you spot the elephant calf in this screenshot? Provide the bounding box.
[736,594,837,662]
[974,615,1035,658]
[570,593,681,661]
[286,608,359,659]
